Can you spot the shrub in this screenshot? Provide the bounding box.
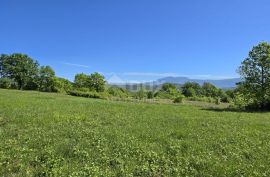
[108,87,130,98]
[187,96,215,103]
[52,77,73,93]
[173,96,184,103]
[155,91,174,99]
[220,93,231,103]
[184,88,196,97]
[229,93,251,110]
[67,90,109,99]
[147,91,154,99]
[134,89,146,100]
[215,98,221,105]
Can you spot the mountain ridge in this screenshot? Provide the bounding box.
[155,76,241,88]
[109,77,241,89]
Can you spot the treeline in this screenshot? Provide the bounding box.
[1,41,270,110]
[129,82,231,104]
[0,54,72,93]
[0,53,231,104]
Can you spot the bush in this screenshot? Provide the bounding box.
[147,91,154,99]
[67,90,109,99]
[220,93,231,103]
[173,96,184,103]
[0,78,12,89]
[134,89,146,100]
[215,98,221,105]
[155,91,174,99]
[108,87,130,98]
[229,93,251,110]
[52,77,73,93]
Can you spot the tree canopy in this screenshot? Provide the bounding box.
[238,42,270,109]
[0,53,39,90]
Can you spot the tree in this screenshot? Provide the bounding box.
[201,82,219,97]
[0,78,12,89]
[52,77,73,93]
[182,82,202,97]
[39,66,56,92]
[0,54,9,77]
[0,53,39,90]
[74,72,106,92]
[88,72,106,92]
[155,83,182,99]
[161,83,176,92]
[147,91,154,99]
[238,42,270,109]
[74,73,89,88]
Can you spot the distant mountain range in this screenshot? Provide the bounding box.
[154,77,241,88]
[110,77,241,90]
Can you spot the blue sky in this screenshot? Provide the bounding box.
[1,0,270,82]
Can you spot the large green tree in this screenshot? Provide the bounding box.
[238,42,270,109]
[74,72,106,92]
[0,53,39,90]
[39,66,56,92]
[88,72,106,92]
[74,73,89,88]
[182,82,202,97]
[201,82,219,97]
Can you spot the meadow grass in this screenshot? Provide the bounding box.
[0,89,270,176]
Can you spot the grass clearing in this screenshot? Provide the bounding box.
[0,89,270,176]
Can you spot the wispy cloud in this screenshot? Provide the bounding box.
[62,62,90,68]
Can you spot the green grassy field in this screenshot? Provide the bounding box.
[0,89,270,176]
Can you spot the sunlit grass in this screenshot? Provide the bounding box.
[0,89,270,176]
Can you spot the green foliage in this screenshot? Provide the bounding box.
[88,72,106,92]
[52,77,73,93]
[238,42,270,109]
[229,92,251,110]
[147,91,154,99]
[155,83,182,99]
[67,90,109,99]
[202,82,219,97]
[161,83,176,92]
[74,73,89,88]
[74,72,106,92]
[225,89,236,99]
[181,82,230,103]
[215,97,221,105]
[134,89,146,100]
[173,95,184,103]
[108,87,130,98]
[187,96,215,103]
[184,87,196,97]
[0,53,39,90]
[38,66,56,92]
[182,82,202,97]
[1,89,270,176]
[0,77,12,89]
